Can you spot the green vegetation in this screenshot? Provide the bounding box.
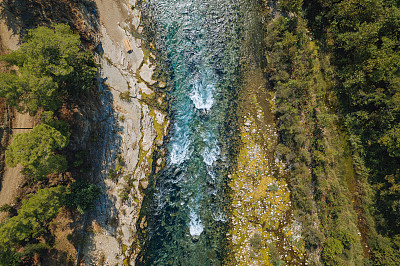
[0,186,66,246]
[108,155,125,181]
[73,150,88,168]
[66,181,101,214]
[0,24,101,264]
[0,186,66,265]
[262,0,400,264]
[0,204,12,213]
[119,91,131,101]
[299,0,400,264]
[0,184,101,264]
[0,24,96,115]
[5,123,69,179]
[1,1,398,264]
[264,11,364,265]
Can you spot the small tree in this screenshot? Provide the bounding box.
[5,124,69,179]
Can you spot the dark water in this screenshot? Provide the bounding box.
[137,0,256,264]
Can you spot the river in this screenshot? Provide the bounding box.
[137,0,254,264]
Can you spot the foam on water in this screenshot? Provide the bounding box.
[190,80,216,110]
[139,0,244,263]
[169,105,193,165]
[202,143,220,166]
[201,132,220,166]
[170,136,191,165]
[212,207,228,222]
[189,207,204,237]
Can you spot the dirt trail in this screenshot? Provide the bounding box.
[0,112,35,222]
[0,5,32,222]
[0,0,19,54]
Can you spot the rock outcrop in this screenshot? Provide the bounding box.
[76,0,168,264]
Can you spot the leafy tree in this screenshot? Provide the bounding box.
[18,186,66,224]
[322,238,344,265]
[0,186,65,265]
[379,124,400,157]
[0,23,97,114]
[40,111,70,139]
[0,248,20,266]
[0,183,101,262]
[0,186,66,248]
[265,11,365,264]
[5,123,69,179]
[22,242,51,257]
[280,0,303,12]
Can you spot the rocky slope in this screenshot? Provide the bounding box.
[75,0,168,264]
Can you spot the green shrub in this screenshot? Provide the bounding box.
[0,204,12,213]
[22,243,51,257]
[0,186,66,247]
[250,233,263,253]
[118,115,126,122]
[73,150,88,168]
[108,169,118,181]
[40,111,70,139]
[116,154,125,166]
[322,238,344,265]
[279,0,303,12]
[119,189,130,202]
[0,248,20,266]
[67,181,101,214]
[268,184,279,192]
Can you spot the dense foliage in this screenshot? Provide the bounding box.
[0,24,96,115]
[0,186,66,265]
[66,180,102,214]
[0,23,100,264]
[299,0,400,264]
[265,13,366,265]
[262,0,400,264]
[0,186,66,247]
[5,123,69,179]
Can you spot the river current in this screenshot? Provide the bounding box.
[137,0,253,264]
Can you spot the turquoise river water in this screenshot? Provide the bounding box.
[137,0,261,264]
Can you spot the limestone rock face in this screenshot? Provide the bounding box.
[77,0,167,265]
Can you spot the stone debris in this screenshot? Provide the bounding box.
[229,88,306,265]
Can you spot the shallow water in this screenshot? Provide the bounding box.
[137,0,252,264]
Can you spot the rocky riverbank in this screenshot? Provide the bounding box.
[227,2,305,265]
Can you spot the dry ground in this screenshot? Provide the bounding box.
[0,2,34,222]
